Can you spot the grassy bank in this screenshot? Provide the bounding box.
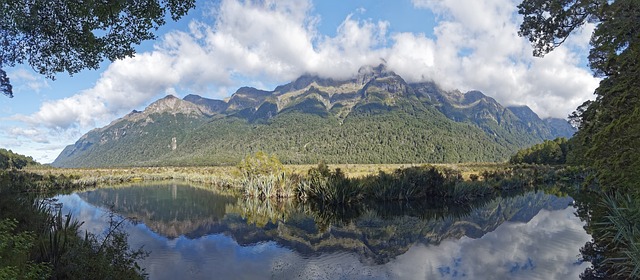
[27,161,578,205]
[27,162,508,184]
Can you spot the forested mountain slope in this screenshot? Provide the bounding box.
[53,64,574,167]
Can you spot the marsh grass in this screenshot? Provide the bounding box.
[299,165,362,205]
[364,170,426,201]
[25,162,508,188]
[239,173,298,199]
[24,162,557,206]
[27,166,240,188]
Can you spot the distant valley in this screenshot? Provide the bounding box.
[52,64,574,167]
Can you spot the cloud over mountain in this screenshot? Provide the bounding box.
[6,0,599,162]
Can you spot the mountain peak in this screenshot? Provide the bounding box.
[161,94,178,100]
[357,63,390,75]
[507,106,542,123]
[184,94,228,113]
[226,87,273,112]
[357,63,394,85]
[183,94,200,100]
[153,94,179,104]
[133,94,211,119]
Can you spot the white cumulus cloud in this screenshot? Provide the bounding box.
[5,0,601,162]
[405,0,599,118]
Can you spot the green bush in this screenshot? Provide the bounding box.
[0,219,51,280]
[236,151,284,178]
[300,164,361,205]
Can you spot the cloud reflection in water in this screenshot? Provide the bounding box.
[386,207,590,279]
[55,193,589,280]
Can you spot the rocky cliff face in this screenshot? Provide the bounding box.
[183,94,228,113]
[138,95,212,117]
[225,87,273,111]
[413,82,575,147]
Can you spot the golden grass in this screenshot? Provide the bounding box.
[27,163,508,184]
[284,162,508,179]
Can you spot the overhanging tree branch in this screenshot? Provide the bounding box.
[0,0,195,98]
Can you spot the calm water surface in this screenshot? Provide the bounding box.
[54,183,591,279]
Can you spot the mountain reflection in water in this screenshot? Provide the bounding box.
[54,183,590,279]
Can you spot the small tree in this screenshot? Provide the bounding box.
[236,151,284,178]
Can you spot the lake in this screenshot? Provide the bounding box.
[53,182,591,279]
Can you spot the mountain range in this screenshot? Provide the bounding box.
[52,64,574,167]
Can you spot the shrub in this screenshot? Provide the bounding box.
[236,151,284,178]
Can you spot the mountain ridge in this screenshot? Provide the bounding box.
[52,64,575,167]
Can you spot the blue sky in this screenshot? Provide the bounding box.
[0,0,600,163]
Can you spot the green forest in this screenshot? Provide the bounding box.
[509,138,569,165]
[0,149,39,170]
[52,95,563,168]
